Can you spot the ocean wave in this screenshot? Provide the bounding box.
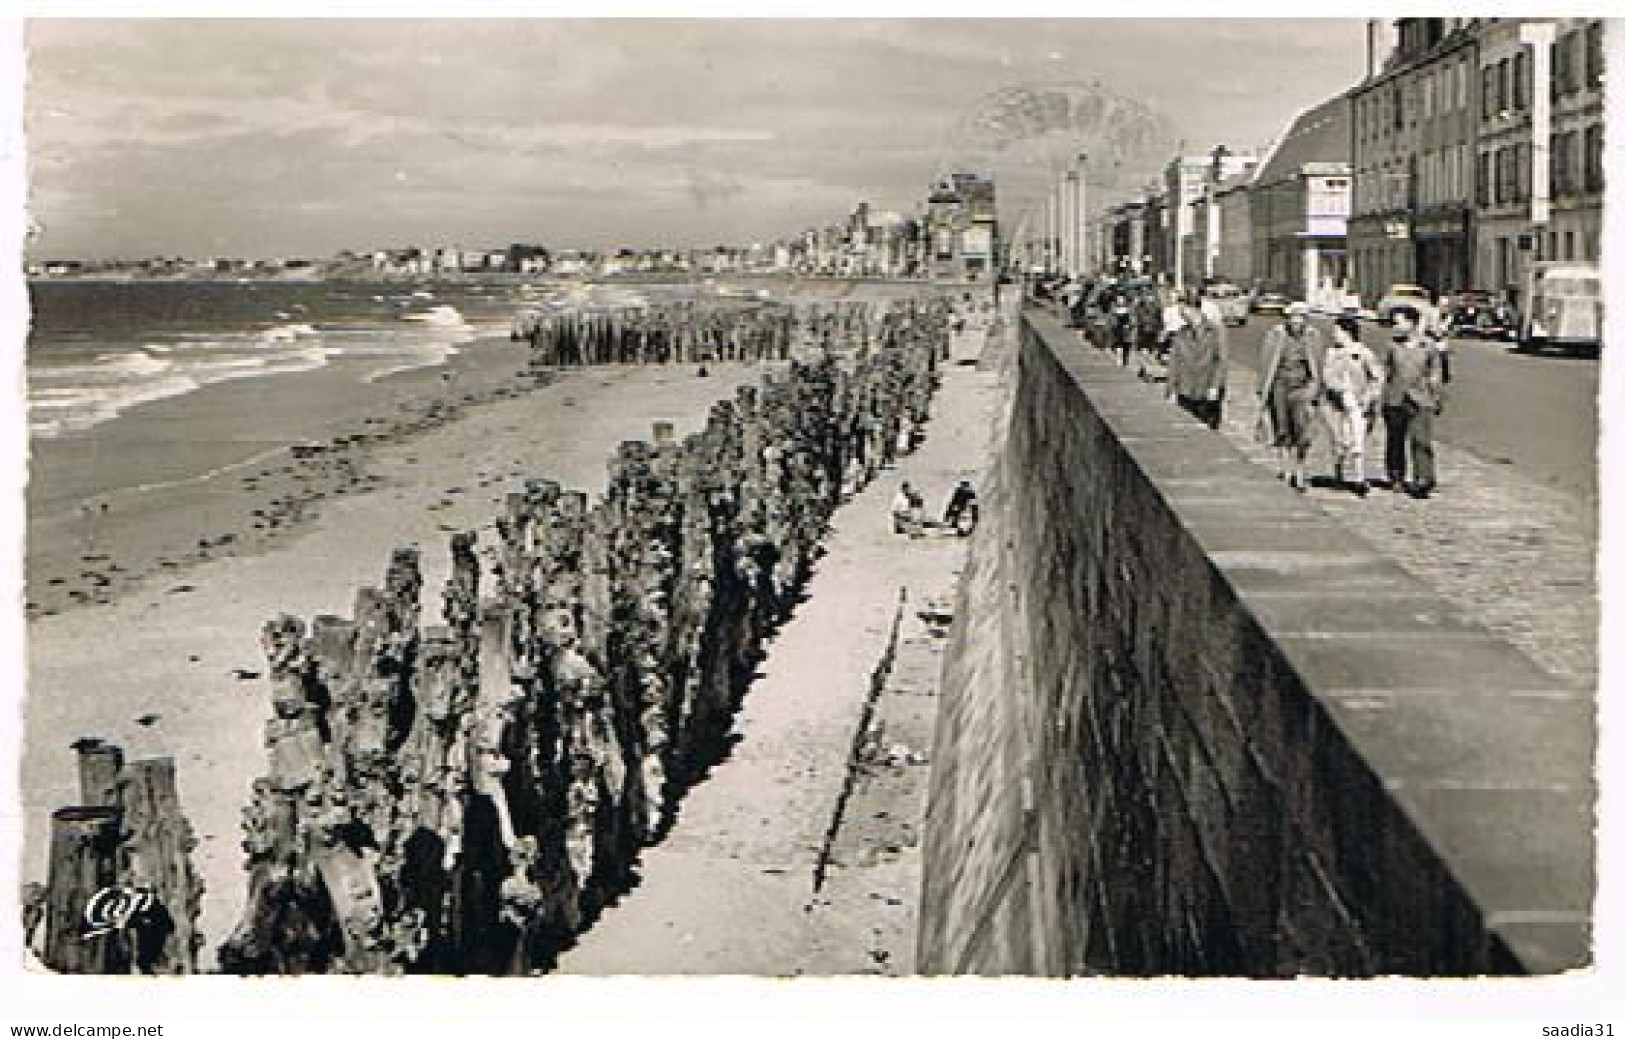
[259,321,320,341]
[29,337,336,439]
[402,304,471,329]
[29,372,202,438]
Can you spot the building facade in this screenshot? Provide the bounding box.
[1349,17,1480,304]
[1250,96,1353,306]
[1473,17,1605,304]
[1163,149,1257,289]
[925,173,999,281]
[1213,174,1254,286]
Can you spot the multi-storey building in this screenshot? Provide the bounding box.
[925,173,999,281]
[1142,187,1170,278]
[1165,148,1258,289]
[1099,200,1149,276]
[1348,17,1480,305]
[1250,95,1353,306]
[1474,17,1605,303]
[1212,172,1254,286]
[1189,161,1258,286]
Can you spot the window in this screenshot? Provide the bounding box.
[1482,65,1496,120]
[1553,131,1570,195]
[1555,32,1578,96]
[1477,151,1492,206]
[1563,231,1576,260]
[1585,123,1604,193]
[1497,58,1511,114]
[1395,84,1406,130]
[1514,50,1530,110]
[1586,20,1604,89]
[1517,142,1531,202]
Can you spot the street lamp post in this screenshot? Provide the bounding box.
[1074,153,1088,277]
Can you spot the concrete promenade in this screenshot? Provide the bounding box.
[555,304,1005,974]
[1046,305,1596,690]
[1211,360,1597,691]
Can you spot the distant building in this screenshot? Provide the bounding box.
[1142,187,1170,278]
[1190,156,1259,287]
[1212,173,1254,286]
[1163,148,1257,290]
[1249,95,1352,306]
[925,173,998,281]
[1473,17,1604,303]
[1348,17,1479,304]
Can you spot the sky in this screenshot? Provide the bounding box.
[22,18,1369,259]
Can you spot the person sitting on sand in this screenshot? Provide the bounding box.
[942,479,978,536]
[891,481,923,537]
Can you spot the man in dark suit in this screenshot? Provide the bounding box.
[1381,305,1445,498]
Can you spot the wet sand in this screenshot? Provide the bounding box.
[24,337,541,618]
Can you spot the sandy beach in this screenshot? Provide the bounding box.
[552,301,1006,975]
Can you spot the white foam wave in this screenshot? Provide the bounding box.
[259,322,320,342]
[403,304,471,329]
[30,336,336,439]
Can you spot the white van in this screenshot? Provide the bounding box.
[1520,261,1603,350]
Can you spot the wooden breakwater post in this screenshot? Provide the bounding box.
[42,805,126,974]
[35,739,205,974]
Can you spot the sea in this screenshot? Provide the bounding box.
[27,279,551,440]
[20,276,789,523]
[23,277,769,440]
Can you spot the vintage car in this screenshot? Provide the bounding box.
[1249,285,1292,316]
[1375,284,1436,325]
[1519,261,1603,351]
[1442,289,1517,339]
[1204,281,1250,326]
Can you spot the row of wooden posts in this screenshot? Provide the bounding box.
[28,294,952,974]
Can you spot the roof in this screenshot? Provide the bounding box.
[1253,95,1352,189]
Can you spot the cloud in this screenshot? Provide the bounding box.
[23,18,1369,257]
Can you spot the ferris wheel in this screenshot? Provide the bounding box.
[930,79,1178,260]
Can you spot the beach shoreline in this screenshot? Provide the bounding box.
[24,333,543,619]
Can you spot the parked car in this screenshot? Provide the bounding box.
[1250,285,1292,315]
[1519,261,1603,351]
[1204,282,1250,326]
[1443,289,1517,340]
[1374,283,1436,325]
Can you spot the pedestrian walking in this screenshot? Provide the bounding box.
[1320,315,1384,495]
[1380,305,1445,499]
[1257,301,1324,491]
[1166,287,1227,430]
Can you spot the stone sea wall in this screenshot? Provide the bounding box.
[917,309,1594,976]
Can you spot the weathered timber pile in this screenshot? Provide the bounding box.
[514,298,881,367]
[27,739,205,974]
[217,297,949,974]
